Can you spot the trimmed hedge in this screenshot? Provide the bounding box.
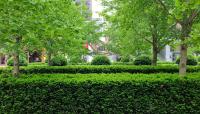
[157,61,175,65]
[1,65,200,74]
[0,73,200,113]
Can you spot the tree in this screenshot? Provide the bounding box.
[102,0,172,65]
[156,0,200,76]
[0,0,87,76]
[103,0,200,75]
[0,0,45,77]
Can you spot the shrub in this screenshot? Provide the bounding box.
[91,55,111,65]
[176,56,198,66]
[120,56,130,62]
[0,73,200,113]
[7,57,28,66]
[68,55,85,65]
[0,65,198,74]
[157,61,175,65]
[198,56,200,62]
[50,55,67,66]
[134,56,151,65]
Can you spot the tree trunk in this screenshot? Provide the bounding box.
[152,45,158,66]
[27,51,30,64]
[0,56,2,65]
[41,48,46,63]
[13,36,21,77]
[47,52,52,66]
[152,35,158,66]
[179,43,187,77]
[5,55,8,66]
[13,52,20,77]
[178,22,192,76]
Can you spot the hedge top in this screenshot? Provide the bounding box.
[1,65,200,74]
[1,73,200,84]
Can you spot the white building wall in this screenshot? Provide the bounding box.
[159,45,173,62]
[91,0,103,20]
[165,45,173,62]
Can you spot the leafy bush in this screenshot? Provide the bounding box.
[7,57,28,66]
[198,56,200,62]
[134,56,151,65]
[1,65,200,74]
[91,55,111,65]
[176,56,198,66]
[0,73,200,113]
[120,56,130,62]
[68,55,85,65]
[50,55,67,66]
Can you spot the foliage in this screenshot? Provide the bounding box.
[157,61,175,65]
[91,55,111,65]
[1,65,200,74]
[28,62,47,67]
[0,0,96,76]
[102,0,172,64]
[120,56,131,63]
[134,56,151,65]
[176,56,198,66]
[1,73,200,113]
[50,55,67,66]
[112,62,133,65]
[198,56,200,62]
[7,57,28,66]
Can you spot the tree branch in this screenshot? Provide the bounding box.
[156,0,178,21]
[144,38,153,44]
[188,9,200,23]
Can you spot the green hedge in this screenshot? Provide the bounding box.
[176,56,198,66]
[1,65,200,74]
[0,73,200,113]
[91,55,111,65]
[7,57,28,66]
[50,55,68,66]
[134,56,151,65]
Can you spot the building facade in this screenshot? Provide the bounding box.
[158,45,180,62]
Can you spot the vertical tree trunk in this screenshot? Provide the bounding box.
[47,52,52,66]
[13,52,20,77]
[152,35,158,66]
[179,43,187,77]
[5,55,8,66]
[27,51,30,64]
[152,45,158,66]
[0,56,2,65]
[178,22,192,76]
[13,36,21,77]
[41,48,46,63]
